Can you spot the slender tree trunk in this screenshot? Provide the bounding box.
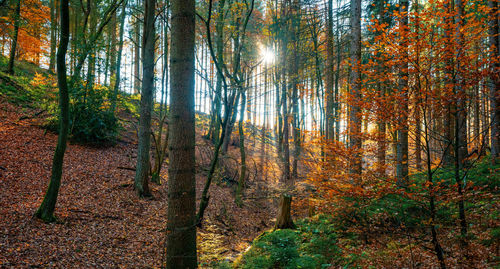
[222,92,239,154]
[489,0,500,164]
[474,84,481,153]
[134,16,141,94]
[334,0,342,141]
[151,0,169,184]
[443,0,454,166]
[49,0,57,72]
[454,0,468,254]
[236,89,247,206]
[325,0,335,141]
[396,0,409,187]
[208,0,225,143]
[7,0,21,75]
[348,0,362,177]
[134,0,155,197]
[414,0,422,171]
[166,0,197,267]
[290,0,300,182]
[111,0,127,114]
[35,0,70,223]
[109,13,118,87]
[282,79,291,184]
[423,107,447,269]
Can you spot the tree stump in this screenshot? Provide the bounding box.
[274,194,295,229]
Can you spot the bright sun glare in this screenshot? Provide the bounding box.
[261,47,275,64]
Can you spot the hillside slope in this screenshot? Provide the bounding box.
[0,63,278,268]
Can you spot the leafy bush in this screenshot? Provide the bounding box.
[237,215,340,269]
[45,82,119,145]
[68,83,118,144]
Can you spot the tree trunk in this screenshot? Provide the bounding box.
[443,0,454,167]
[235,90,247,206]
[134,0,155,197]
[208,0,225,144]
[35,0,70,223]
[49,0,57,72]
[414,0,422,171]
[348,0,362,177]
[396,0,409,187]
[110,0,127,114]
[109,13,118,86]
[165,0,197,267]
[134,16,141,94]
[274,194,295,229]
[489,0,500,164]
[7,0,21,75]
[325,0,335,141]
[290,0,300,182]
[455,0,468,254]
[151,0,169,185]
[423,107,447,269]
[222,92,239,154]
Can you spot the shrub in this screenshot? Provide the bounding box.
[238,215,340,269]
[45,82,119,145]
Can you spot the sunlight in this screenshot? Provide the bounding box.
[261,47,275,64]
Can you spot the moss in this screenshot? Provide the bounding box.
[236,215,341,269]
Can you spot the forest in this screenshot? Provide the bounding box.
[0,0,499,267]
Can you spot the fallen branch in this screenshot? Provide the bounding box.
[117,166,136,171]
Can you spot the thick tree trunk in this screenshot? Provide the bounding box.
[165,0,197,267]
[35,0,70,223]
[134,0,155,197]
[7,0,21,75]
[274,194,295,229]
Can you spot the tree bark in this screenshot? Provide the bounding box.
[49,0,57,72]
[134,0,155,197]
[325,0,335,141]
[235,89,247,206]
[396,0,409,187]
[134,15,141,94]
[110,0,127,114]
[455,0,468,253]
[165,0,197,267]
[35,0,70,223]
[348,0,362,177]
[7,0,21,75]
[274,194,295,229]
[489,0,500,164]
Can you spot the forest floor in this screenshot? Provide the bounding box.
[0,97,279,268]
